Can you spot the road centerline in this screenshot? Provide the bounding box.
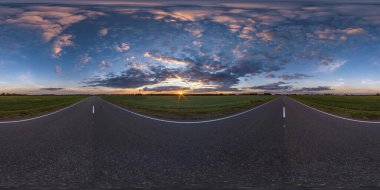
[92,105,95,114]
[283,106,286,118]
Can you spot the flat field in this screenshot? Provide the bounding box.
[0,95,87,120]
[101,95,276,120]
[291,95,380,120]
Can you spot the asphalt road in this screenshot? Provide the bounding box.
[0,96,379,189]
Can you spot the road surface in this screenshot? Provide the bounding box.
[0,96,379,189]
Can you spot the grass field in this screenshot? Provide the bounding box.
[0,95,87,120]
[101,95,276,120]
[291,95,380,120]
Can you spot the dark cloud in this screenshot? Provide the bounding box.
[85,66,177,88]
[249,84,331,93]
[40,88,64,91]
[191,86,240,93]
[178,51,285,89]
[250,82,292,91]
[263,73,312,80]
[143,86,190,92]
[279,73,312,80]
[264,73,276,79]
[299,86,332,91]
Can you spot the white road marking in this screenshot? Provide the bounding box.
[0,98,89,124]
[92,105,95,114]
[291,98,380,124]
[283,106,286,118]
[105,98,277,124]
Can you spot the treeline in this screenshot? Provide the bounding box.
[0,93,90,96]
[0,93,26,96]
[2,93,379,96]
[290,93,380,96]
[105,93,274,96]
[107,93,380,96]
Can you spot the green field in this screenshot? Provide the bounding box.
[291,95,380,120]
[0,96,87,120]
[101,95,276,120]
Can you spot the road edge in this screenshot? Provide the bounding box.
[100,97,279,124]
[0,97,90,124]
[288,97,380,124]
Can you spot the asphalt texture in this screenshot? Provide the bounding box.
[0,96,379,189]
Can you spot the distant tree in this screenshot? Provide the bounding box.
[377,93,380,96]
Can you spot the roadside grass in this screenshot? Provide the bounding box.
[0,95,88,120]
[291,95,380,120]
[101,95,276,120]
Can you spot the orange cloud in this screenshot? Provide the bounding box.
[315,27,367,41]
[257,31,273,41]
[342,27,366,35]
[52,34,73,57]
[5,6,104,41]
[145,52,189,67]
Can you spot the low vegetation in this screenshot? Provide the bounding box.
[0,95,87,120]
[101,95,276,120]
[291,95,380,120]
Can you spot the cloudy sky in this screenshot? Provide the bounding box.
[1,0,380,94]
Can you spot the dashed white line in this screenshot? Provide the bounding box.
[283,106,286,118]
[92,105,95,114]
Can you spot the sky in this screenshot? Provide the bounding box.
[0,0,380,94]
